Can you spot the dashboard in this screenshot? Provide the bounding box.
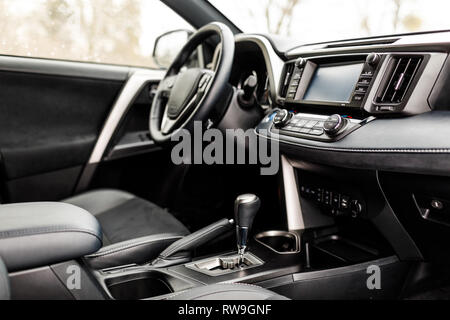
[234,31,450,177]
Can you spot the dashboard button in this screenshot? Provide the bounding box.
[332,193,341,208]
[340,195,350,210]
[354,86,368,94]
[295,119,308,127]
[323,190,331,206]
[304,120,318,129]
[299,127,311,134]
[377,106,395,112]
[358,78,372,85]
[313,121,325,129]
[283,125,295,131]
[310,128,324,136]
[361,70,374,77]
[352,94,365,102]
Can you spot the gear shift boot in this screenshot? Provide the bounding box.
[185,252,264,276]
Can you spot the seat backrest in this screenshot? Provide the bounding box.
[0,256,10,300]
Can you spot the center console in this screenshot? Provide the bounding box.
[89,190,407,300]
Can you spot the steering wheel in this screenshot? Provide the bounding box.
[149,22,235,144]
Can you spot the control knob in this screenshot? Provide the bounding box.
[350,200,364,218]
[273,110,292,128]
[366,53,380,66]
[295,58,307,68]
[323,114,347,136]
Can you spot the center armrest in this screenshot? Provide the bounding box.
[0,202,102,272]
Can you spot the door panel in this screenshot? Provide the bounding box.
[0,70,123,179]
[0,57,133,202]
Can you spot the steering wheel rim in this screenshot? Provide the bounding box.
[149,22,235,144]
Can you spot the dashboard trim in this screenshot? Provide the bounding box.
[258,131,450,153]
[281,155,305,231]
[235,34,285,102]
[286,31,450,58]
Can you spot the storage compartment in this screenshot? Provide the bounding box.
[104,271,195,300]
[268,256,410,300]
[307,235,380,269]
[255,231,300,254]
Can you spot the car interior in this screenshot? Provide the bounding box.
[1,0,450,301]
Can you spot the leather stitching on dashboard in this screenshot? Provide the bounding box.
[257,131,450,153]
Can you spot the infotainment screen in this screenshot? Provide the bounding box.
[303,63,364,103]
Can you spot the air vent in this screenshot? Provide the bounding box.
[376,56,423,104]
[280,62,295,98]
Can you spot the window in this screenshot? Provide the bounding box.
[210,0,450,45]
[0,0,193,68]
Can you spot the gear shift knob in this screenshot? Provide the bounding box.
[234,194,261,259]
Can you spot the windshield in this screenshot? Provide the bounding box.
[209,0,450,44]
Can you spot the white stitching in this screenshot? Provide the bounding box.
[0,227,101,242]
[256,130,450,153]
[87,235,183,258]
[160,224,228,258]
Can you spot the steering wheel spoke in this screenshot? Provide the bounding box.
[158,74,177,98]
[160,71,213,135]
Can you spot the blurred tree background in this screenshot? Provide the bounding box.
[0,0,430,67]
[0,0,189,67]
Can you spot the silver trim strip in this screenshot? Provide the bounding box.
[287,31,450,58]
[255,230,301,254]
[235,34,284,101]
[88,70,165,164]
[291,256,399,282]
[281,155,305,230]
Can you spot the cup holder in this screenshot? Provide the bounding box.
[255,231,300,254]
[104,270,193,300]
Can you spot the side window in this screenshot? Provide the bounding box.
[0,0,193,68]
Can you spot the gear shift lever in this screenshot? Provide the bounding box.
[234,194,261,262]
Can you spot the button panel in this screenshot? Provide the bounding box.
[279,115,326,137]
[300,185,365,218]
[286,66,304,99]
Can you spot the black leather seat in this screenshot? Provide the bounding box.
[64,189,190,269]
[162,283,289,300]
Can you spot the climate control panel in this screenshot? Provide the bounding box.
[271,110,363,142]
